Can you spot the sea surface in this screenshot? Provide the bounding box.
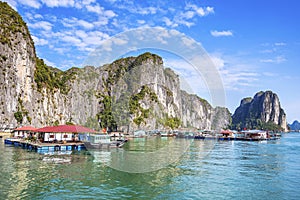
[0,132,300,200]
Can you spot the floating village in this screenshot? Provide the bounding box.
[0,124,282,155]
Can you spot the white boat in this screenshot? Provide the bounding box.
[82,134,127,149]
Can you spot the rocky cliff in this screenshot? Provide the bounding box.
[232,91,287,131]
[0,2,231,131]
[0,2,36,126]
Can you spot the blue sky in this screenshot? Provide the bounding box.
[3,0,300,123]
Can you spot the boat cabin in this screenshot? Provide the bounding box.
[79,133,111,144]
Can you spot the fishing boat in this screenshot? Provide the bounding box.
[82,134,127,149]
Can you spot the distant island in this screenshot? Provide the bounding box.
[288,120,300,131]
[0,2,288,132]
[231,91,287,131]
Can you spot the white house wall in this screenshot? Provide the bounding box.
[43,132,73,142]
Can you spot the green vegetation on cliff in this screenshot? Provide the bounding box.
[129,85,158,126]
[163,116,181,129]
[14,96,31,124]
[96,94,117,131]
[34,58,78,94]
[0,2,34,49]
[231,120,284,131]
[133,52,162,66]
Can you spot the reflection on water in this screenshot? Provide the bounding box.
[1,133,300,199]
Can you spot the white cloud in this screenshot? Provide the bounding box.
[34,14,43,19]
[260,48,276,53]
[20,0,41,8]
[75,30,88,39]
[210,55,225,70]
[56,29,110,51]
[162,4,214,28]
[275,42,286,46]
[4,0,40,9]
[137,20,145,24]
[85,3,116,17]
[32,35,48,45]
[43,58,56,67]
[211,30,233,37]
[197,54,261,91]
[181,37,195,48]
[263,72,277,77]
[77,19,94,29]
[112,37,127,45]
[166,15,194,28]
[82,0,96,5]
[104,10,117,18]
[162,17,178,28]
[181,11,195,19]
[62,18,94,29]
[82,31,109,45]
[185,4,214,17]
[61,35,82,44]
[94,17,109,26]
[176,19,194,27]
[86,4,104,14]
[260,56,286,63]
[41,0,75,8]
[134,6,159,15]
[51,47,69,54]
[29,21,53,31]
[105,0,117,3]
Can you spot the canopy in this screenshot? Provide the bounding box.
[35,125,96,133]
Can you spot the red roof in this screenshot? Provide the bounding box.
[35,125,96,133]
[14,126,37,131]
[221,130,233,134]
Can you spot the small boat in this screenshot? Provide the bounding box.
[82,134,127,149]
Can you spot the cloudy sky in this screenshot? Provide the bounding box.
[3,0,300,123]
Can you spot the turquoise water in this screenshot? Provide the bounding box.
[0,133,300,200]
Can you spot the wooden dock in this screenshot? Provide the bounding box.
[4,138,86,154]
[0,132,11,138]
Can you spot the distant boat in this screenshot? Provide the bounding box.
[81,134,127,149]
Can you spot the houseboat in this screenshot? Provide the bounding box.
[80,133,127,149]
[241,130,268,140]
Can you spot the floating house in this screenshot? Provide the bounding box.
[241,130,268,140]
[35,125,96,143]
[133,130,146,137]
[220,130,234,138]
[13,126,37,138]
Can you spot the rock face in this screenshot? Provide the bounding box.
[0,2,36,126]
[288,120,300,131]
[232,91,287,131]
[0,2,231,131]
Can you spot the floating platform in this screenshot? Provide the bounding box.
[193,136,280,141]
[4,138,86,154]
[0,132,11,138]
